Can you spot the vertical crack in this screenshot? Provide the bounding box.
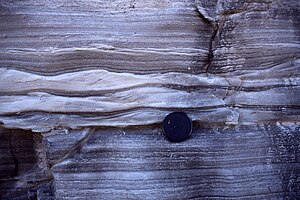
[195,2,220,74]
[206,24,219,73]
[49,128,95,168]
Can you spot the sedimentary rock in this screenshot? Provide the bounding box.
[0,0,299,199]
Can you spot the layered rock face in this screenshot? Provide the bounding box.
[0,0,299,199]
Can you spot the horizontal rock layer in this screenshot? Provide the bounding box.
[0,66,300,132]
[50,124,300,199]
[1,124,299,199]
[0,0,299,132]
[0,0,211,75]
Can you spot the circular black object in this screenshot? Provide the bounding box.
[162,112,192,142]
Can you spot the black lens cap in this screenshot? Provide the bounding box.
[162,112,192,142]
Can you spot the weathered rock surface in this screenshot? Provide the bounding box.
[0,0,299,199]
[1,124,300,199]
[0,0,299,132]
[0,128,54,199]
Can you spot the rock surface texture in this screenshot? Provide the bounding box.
[0,0,299,199]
